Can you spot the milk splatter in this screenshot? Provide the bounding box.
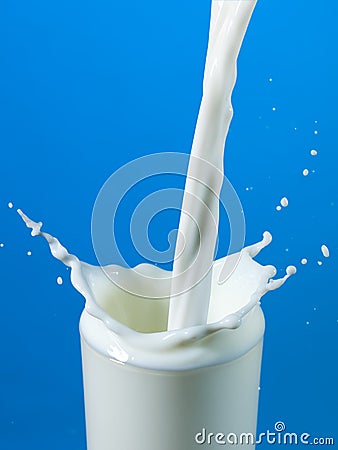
[17,208,296,369]
[280,197,289,207]
[321,245,330,258]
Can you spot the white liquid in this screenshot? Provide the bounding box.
[321,244,330,258]
[280,197,289,207]
[168,0,258,330]
[303,169,309,176]
[17,209,296,449]
[310,149,318,156]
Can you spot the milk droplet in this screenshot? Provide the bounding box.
[280,197,289,207]
[306,321,310,325]
[286,266,297,276]
[0,243,4,248]
[272,107,276,111]
[303,169,309,176]
[314,130,318,135]
[27,251,32,256]
[8,202,13,209]
[310,149,318,156]
[56,276,63,285]
[317,261,323,266]
[321,244,329,258]
[268,78,273,82]
[276,205,282,211]
[301,258,308,265]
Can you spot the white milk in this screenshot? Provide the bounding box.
[18,209,295,449]
[321,244,330,258]
[17,1,299,448]
[168,0,258,330]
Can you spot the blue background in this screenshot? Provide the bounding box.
[0,0,337,448]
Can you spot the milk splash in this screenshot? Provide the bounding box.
[17,208,295,369]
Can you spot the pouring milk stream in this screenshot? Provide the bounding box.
[169,0,259,330]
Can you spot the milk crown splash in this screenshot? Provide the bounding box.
[168,0,258,330]
[17,208,295,370]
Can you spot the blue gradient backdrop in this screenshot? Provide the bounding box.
[0,1,337,449]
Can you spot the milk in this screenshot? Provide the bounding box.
[18,209,295,448]
[17,1,298,448]
[168,0,257,330]
[81,323,264,450]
